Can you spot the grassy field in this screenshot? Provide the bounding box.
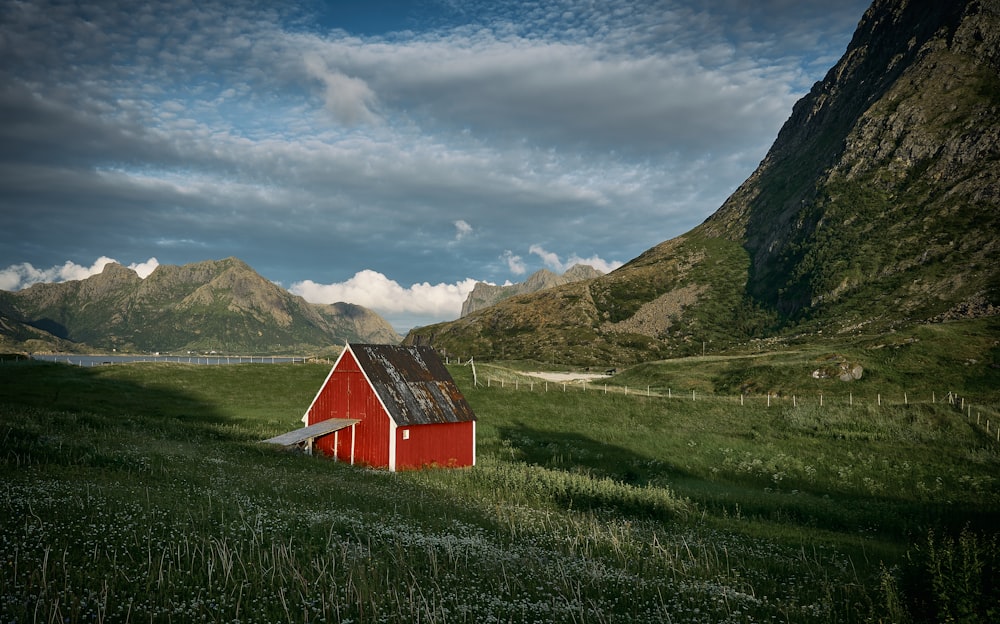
[1,349,998,622]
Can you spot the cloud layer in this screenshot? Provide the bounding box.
[0,258,160,292]
[0,0,871,331]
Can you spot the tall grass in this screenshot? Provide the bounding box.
[1,359,998,622]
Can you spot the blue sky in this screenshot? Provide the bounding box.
[0,0,871,332]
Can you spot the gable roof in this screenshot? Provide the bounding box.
[348,343,476,426]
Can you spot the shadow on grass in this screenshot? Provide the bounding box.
[0,360,237,472]
[499,422,663,484]
[496,421,1000,540]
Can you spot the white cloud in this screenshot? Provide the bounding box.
[0,257,159,291]
[454,219,473,241]
[305,25,800,156]
[303,53,381,126]
[528,245,563,272]
[129,258,160,278]
[0,264,38,291]
[528,245,622,274]
[290,269,479,319]
[564,253,623,275]
[502,250,526,275]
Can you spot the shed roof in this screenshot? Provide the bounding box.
[263,418,359,446]
[348,343,476,426]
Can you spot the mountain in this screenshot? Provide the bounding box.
[312,301,402,345]
[460,265,604,316]
[405,0,1000,365]
[0,257,401,354]
[701,0,1000,324]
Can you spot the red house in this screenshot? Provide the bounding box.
[293,343,476,471]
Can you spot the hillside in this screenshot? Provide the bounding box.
[2,354,998,621]
[0,257,401,353]
[406,0,1000,365]
[460,264,603,316]
[701,0,1000,325]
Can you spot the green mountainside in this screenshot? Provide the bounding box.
[0,257,401,354]
[406,0,1000,365]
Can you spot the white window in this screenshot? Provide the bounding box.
[402,429,410,440]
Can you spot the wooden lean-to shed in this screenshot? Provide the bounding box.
[293,343,476,471]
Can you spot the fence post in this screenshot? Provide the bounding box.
[793,395,797,407]
[850,393,853,406]
[904,392,907,405]
[692,390,696,401]
[740,394,744,406]
[878,394,881,406]
[820,393,823,407]
[767,394,770,407]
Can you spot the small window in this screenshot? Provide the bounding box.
[402,429,410,440]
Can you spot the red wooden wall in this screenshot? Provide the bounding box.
[306,350,390,468]
[395,421,475,469]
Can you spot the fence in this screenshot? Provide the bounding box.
[473,371,1000,443]
[19,354,311,366]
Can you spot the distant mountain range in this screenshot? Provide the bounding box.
[405,0,1000,364]
[0,257,401,354]
[460,265,604,316]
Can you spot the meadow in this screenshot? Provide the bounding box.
[1,348,998,623]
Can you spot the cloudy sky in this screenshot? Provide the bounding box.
[0,0,870,332]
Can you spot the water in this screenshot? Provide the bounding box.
[30,354,306,367]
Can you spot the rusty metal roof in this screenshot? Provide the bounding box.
[349,344,476,426]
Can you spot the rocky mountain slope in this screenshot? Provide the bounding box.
[460,265,603,316]
[406,0,1000,365]
[0,258,401,354]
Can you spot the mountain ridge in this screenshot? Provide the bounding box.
[460,264,604,317]
[0,257,401,354]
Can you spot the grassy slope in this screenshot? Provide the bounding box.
[1,355,998,622]
[608,317,1000,402]
[409,233,778,364]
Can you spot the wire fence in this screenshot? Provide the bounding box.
[18,354,310,366]
[472,370,1000,444]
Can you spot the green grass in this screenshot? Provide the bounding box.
[600,317,1000,404]
[2,357,998,622]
